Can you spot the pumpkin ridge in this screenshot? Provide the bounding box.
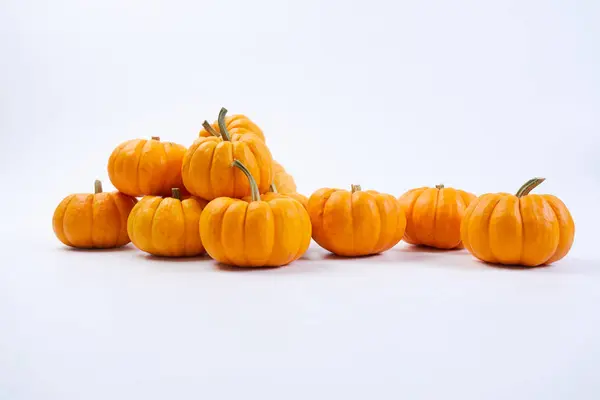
[410,188,429,245]
[204,142,219,199]
[60,195,78,247]
[240,202,249,266]
[431,187,442,248]
[178,199,187,256]
[486,197,504,264]
[148,197,165,255]
[156,142,169,195]
[291,200,309,261]
[108,194,122,248]
[133,139,148,196]
[539,196,560,265]
[317,190,336,252]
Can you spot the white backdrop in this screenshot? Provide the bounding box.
[1,1,599,399]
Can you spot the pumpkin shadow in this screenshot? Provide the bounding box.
[215,263,285,272]
[138,254,212,263]
[60,245,134,253]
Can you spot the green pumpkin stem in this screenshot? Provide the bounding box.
[217,107,232,141]
[232,159,260,202]
[94,180,103,194]
[516,177,546,197]
[202,121,220,137]
[436,184,445,189]
[351,184,362,193]
[171,188,181,200]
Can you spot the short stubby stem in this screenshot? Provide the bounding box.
[351,184,362,193]
[436,184,445,189]
[232,159,261,202]
[202,121,220,137]
[217,107,232,141]
[172,188,181,200]
[94,180,103,194]
[516,177,546,197]
[151,136,160,141]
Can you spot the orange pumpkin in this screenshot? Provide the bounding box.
[307,184,406,256]
[397,184,476,249]
[52,180,137,248]
[200,160,311,267]
[108,136,187,197]
[258,182,308,210]
[461,178,575,267]
[199,112,265,142]
[182,107,273,200]
[127,188,207,257]
[271,160,297,193]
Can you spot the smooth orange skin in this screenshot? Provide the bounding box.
[200,197,311,267]
[307,188,407,257]
[127,195,208,257]
[272,160,297,193]
[460,193,575,267]
[53,191,137,248]
[398,186,476,250]
[199,114,266,142]
[252,192,308,210]
[181,133,273,201]
[108,138,187,197]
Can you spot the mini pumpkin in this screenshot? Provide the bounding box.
[200,160,311,267]
[52,180,138,248]
[182,107,273,200]
[460,178,575,267]
[307,184,406,257]
[258,182,308,210]
[199,112,265,142]
[108,136,187,197]
[271,160,297,193]
[397,184,477,249]
[127,188,207,257]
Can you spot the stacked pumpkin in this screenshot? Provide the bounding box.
[52,108,576,268]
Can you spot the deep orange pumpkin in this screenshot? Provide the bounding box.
[107,136,187,197]
[398,184,476,249]
[307,185,407,256]
[461,178,575,267]
[53,180,138,248]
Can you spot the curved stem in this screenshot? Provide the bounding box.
[171,188,181,200]
[217,107,231,141]
[351,184,362,193]
[94,180,103,194]
[232,159,260,202]
[269,182,278,193]
[202,121,220,137]
[151,136,160,141]
[436,184,445,189]
[516,177,545,197]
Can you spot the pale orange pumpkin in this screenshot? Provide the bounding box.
[127,188,207,257]
[271,160,297,193]
[53,180,138,248]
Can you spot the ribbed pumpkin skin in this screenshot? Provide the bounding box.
[272,160,297,193]
[307,187,406,257]
[460,192,575,267]
[245,192,308,210]
[181,133,273,201]
[127,194,207,257]
[199,114,265,142]
[398,186,476,250]
[200,197,311,267]
[53,188,137,249]
[107,137,187,197]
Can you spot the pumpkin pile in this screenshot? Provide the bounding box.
[52,107,576,268]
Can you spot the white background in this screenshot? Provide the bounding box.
[1,0,599,399]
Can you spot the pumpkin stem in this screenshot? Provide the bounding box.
[269,182,278,193]
[436,184,445,189]
[202,121,220,137]
[351,184,362,193]
[232,159,260,202]
[171,188,181,200]
[151,136,160,141]
[217,107,231,142]
[516,177,546,197]
[94,180,103,194]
